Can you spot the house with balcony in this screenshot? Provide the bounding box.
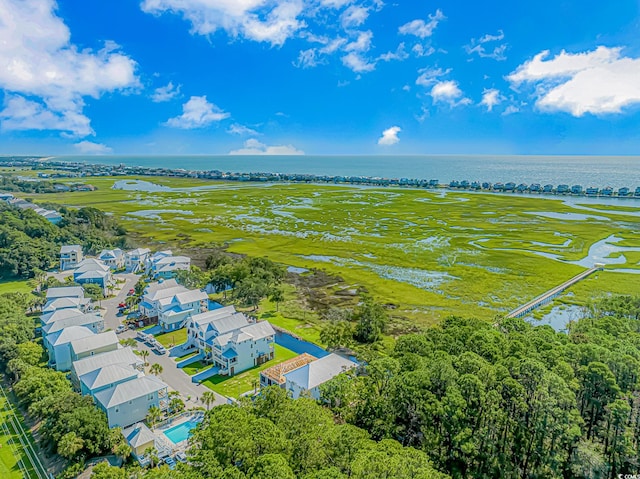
[45,325,96,371]
[122,422,172,467]
[71,347,144,392]
[69,330,119,362]
[60,245,83,270]
[94,375,169,428]
[41,308,87,327]
[42,296,91,313]
[138,281,188,320]
[157,289,209,332]
[125,248,151,273]
[73,259,112,295]
[210,321,276,376]
[46,286,85,301]
[79,364,142,397]
[146,250,191,279]
[186,306,247,354]
[284,353,357,400]
[98,249,125,270]
[42,312,104,337]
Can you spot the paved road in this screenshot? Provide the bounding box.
[101,273,138,330]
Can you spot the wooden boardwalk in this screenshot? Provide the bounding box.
[506,265,603,319]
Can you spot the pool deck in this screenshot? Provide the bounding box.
[155,412,204,451]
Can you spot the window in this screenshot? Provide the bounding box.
[129,400,132,404]
[148,394,154,400]
[115,407,119,413]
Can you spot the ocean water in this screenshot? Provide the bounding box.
[51,155,640,189]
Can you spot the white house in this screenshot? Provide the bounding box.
[157,289,209,332]
[60,245,83,270]
[93,375,169,428]
[42,296,91,313]
[41,308,86,326]
[146,250,191,279]
[79,364,142,397]
[45,325,96,371]
[69,330,119,362]
[73,259,112,295]
[98,249,125,270]
[125,248,150,273]
[42,313,104,336]
[71,347,144,391]
[45,286,85,301]
[284,353,357,400]
[186,306,248,355]
[210,321,276,376]
[138,281,187,319]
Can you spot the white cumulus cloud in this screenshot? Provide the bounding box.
[480,88,503,111]
[227,123,259,135]
[229,138,304,155]
[0,0,139,137]
[465,30,507,61]
[430,81,471,106]
[398,9,445,39]
[74,141,113,154]
[507,46,640,116]
[341,5,369,28]
[378,126,401,146]
[165,96,230,129]
[151,81,181,102]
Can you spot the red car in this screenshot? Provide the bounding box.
[118,303,126,309]
[128,289,135,295]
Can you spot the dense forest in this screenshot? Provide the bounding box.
[0,204,128,279]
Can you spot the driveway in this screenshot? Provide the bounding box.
[101,273,138,331]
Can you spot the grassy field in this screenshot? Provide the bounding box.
[182,361,211,376]
[202,344,298,398]
[0,280,33,295]
[154,328,187,348]
[32,177,640,326]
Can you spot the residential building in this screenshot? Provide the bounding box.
[211,321,276,376]
[73,259,112,295]
[157,289,209,332]
[284,354,357,400]
[98,249,125,270]
[42,296,91,313]
[186,306,248,354]
[146,250,191,279]
[60,245,83,270]
[0,193,15,202]
[79,364,141,397]
[122,423,171,466]
[94,376,169,428]
[45,325,96,371]
[42,313,104,336]
[138,283,188,320]
[125,248,150,273]
[69,330,119,362]
[71,347,144,390]
[260,353,316,389]
[41,308,86,326]
[45,286,85,301]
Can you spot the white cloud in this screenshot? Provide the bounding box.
[341,5,369,28]
[0,0,139,137]
[227,123,259,135]
[295,48,323,68]
[415,67,450,87]
[480,88,503,111]
[320,0,352,7]
[508,46,640,116]
[378,43,409,62]
[378,126,401,146]
[74,140,113,154]
[398,9,445,39]
[502,105,520,116]
[165,96,230,129]
[341,52,375,72]
[141,0,305,47]
[465,30,507,61]
[344,30,373,52]
[412,44,435,57]
[229,138,304,155]
[430,81,471,106]
[151,81,181,102]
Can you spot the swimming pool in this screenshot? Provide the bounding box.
[163,419,201,444]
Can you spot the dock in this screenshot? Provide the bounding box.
[506,265,604,319]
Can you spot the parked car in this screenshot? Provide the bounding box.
[155,345,167,355]
[175,452,187,463]
[137,331,148,341]
[118,302,126,309]
[127,289,135,295]
[128,323,136,330]
[115,325,126,334]
[163,457,176,470]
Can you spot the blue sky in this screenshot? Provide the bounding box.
[1,0,639,155]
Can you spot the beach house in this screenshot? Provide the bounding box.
[138,281,188,320]
[42,312,104,336]
[93,375,169,428]
[121,423,169,466]
[46,286,85,301]
[71,347,144,393]
[98,249,126,270]
[146,250,191,279]
[73,259,112,295]
[125,248,151,273]
[186,306,248,355]
[45,325,96,371]
[284,353,357,400]
[60,245,83,270]
[157,289,209,332]
[78,364,142,397]
[210,322,276,376]
[69,330,119,362]
[42,296,92,314]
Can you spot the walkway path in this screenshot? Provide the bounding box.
[506,265,603,319]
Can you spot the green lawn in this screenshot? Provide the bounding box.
[202,344,299,398]
[175,351,197,362]
[0,280,33,295]
[154,328,187,348]
[0,393,46,479]
[182,361,211,376]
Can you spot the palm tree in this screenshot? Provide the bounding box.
[201,391,216,410]
[150,363,163,376]
[143,446,159,467]
[140,349,149,366]
[146,406,161,429]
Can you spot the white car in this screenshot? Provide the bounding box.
[115,325,126,334]
[155,345,167,355]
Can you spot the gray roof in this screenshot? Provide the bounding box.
[74,259,110,273]
[145,285,188,302]
[72,347,142,378]
[284,353,357,390]
[46,286,85,300]
[94,375,167,409]
[122,422,156,448]
[80,364,140,391]
[43,297,90,312]
[50,326,95,347]
[60,245,82,254]
[75,270,109,280]
[208,313,249,335]
[41,308,86,325]
[144,278,179,295]
[191,306,237,326]
[42,314,103,335]
[70,330,118,355]
[174,289,208,305]
[214,321,275,348]
[127,248,150,257]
